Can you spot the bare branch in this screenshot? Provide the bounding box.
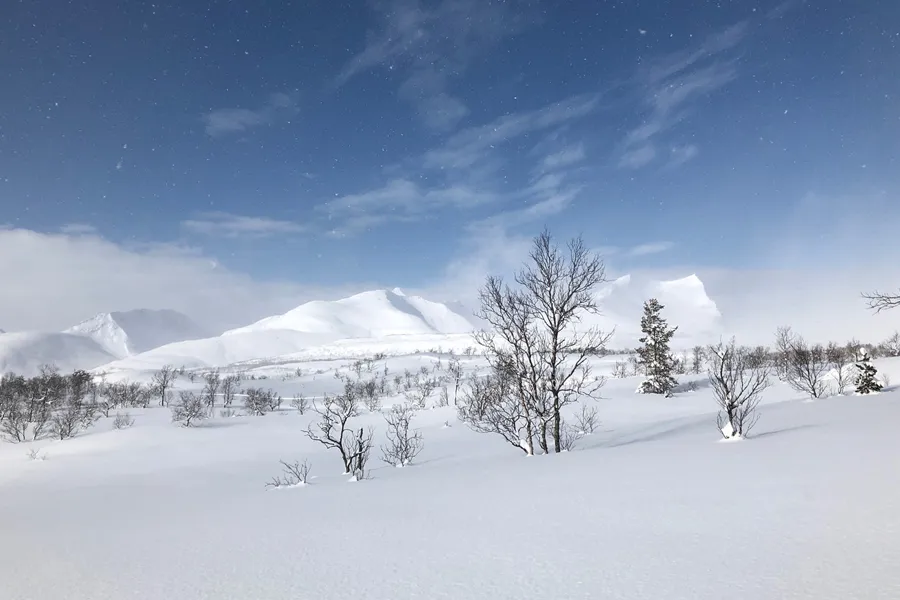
[862,289,900,313]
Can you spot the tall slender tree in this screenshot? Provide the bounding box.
[636,298,678,397]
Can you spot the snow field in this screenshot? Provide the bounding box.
[0,354,898,599]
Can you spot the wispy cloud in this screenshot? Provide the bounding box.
[666,144,699,168]
[203,92,299,138]
[336,0,536,132]
[320,178,498,235]
[181,212,305,238]
[540,143,587,172]
[424,94,599,170]
[618,22,748,169]
[59,223,97,235]
[626,241,675,257]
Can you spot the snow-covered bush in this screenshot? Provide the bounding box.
[113,412,135,429]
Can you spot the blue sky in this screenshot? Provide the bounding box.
[1,0,899,335]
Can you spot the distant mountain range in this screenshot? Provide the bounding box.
[0,276,724,375]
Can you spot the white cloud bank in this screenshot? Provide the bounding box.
[0,228,368,333]
[3,198,900,348]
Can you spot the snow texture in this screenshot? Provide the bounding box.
[1,354,899,600]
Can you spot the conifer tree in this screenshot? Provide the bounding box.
[854,347,883,395]
[636,298,678,396]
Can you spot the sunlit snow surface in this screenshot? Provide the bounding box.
[1,354,899,600]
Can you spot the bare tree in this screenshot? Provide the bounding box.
[171,391,207,427]
[244,388,281,416]
[781,331,830,400]
[201,369,221,414]
[221,374,241,408]
[690,346,705,374]
[457,366,534,455]
[380,403,424,467]
[707,340,771,439]
[49,372,99,440]
[447,354,464,406]
[574,403,600,435]
[473,230,610,453]
[773,326,794,381]
[150,365,178,407]
[290,394,309,414]
[304,381,369,474]
[862,289,900,313]
[404,372,437,409]
[881,332,900,357]
[266,459,312,488]
[825,342,851,395]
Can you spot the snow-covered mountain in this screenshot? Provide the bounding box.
[65,309,212,359]
[0,331,117,377]
[589,273,723,348]
[99,289,478,372]
[224,289,476,338]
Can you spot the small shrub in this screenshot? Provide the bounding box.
[113,412,135,429]
[266,459,312,489]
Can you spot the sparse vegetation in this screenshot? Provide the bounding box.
[266,459,312,488]
[380,403,424,467]
[171,391,207,427]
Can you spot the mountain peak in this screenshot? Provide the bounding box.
[65,309,211,358]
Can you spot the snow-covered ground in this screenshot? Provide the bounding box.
[1,353,898,600]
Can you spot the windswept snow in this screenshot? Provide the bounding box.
[65,309,212,358]
[0,331,116,376]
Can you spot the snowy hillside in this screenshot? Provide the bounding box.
[0,331,117,376]
[225,288,475,338]
[65,309,212,358]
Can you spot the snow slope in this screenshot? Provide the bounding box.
[1,355,898,600]
[65,309,212,358]
[225,289,475,338]
[0,331,117,376]
[97,329,343,372]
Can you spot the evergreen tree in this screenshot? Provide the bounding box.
[636,298,679,396]
[854,347,883,395]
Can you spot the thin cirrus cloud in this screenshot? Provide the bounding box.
[202,92,299,138]
[626,241,675,257]
[617,22,748,170]
[335,0,536,132]
[319,93,599,236]
[319,178,499,235]
[181,211,306,238]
